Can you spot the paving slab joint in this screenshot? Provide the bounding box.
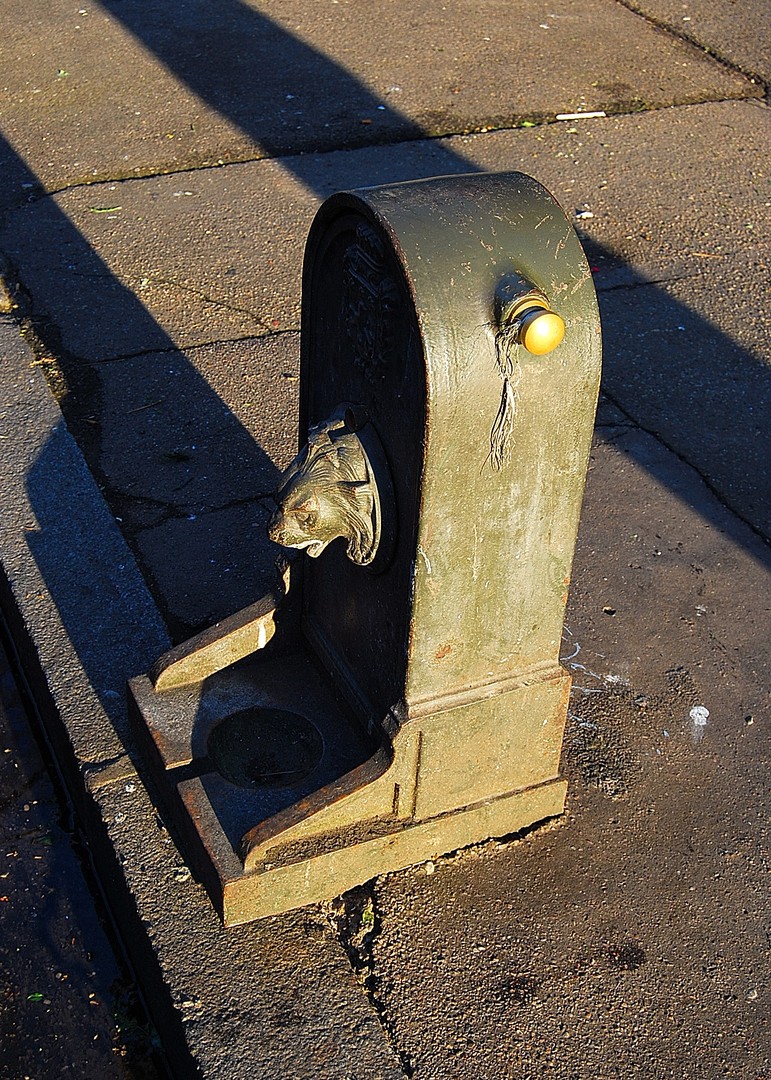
[0,253,89,418]
[613,0,769,93]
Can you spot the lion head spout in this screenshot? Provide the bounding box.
[268,408,381,566]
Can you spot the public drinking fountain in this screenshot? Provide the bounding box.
[129,172,601,925]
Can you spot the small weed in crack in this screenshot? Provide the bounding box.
[322,883,378,986]
[321,883,415,1077]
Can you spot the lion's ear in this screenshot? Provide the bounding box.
[327,440,352,469]
[342,481,374,514]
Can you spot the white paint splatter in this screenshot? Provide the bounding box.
[561,640,581,662]
[690,705,710,744]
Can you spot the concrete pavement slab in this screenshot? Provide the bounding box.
[594,269,771,539]
[135,502,276,633]
[365,411,771,1079]
[94,776,404,1080]
[94,336,299,631]
[623,0,771,84]
[0,0,759,197]
[0,315,403,1078]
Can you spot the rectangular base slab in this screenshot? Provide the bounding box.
[129,649,570,924]
[204,778,567,925]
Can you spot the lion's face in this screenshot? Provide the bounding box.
[268,488,352,558]
[267,412,379,565]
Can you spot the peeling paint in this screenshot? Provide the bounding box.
[417,545,432,575]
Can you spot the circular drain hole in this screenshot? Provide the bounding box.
[207,708,323,789]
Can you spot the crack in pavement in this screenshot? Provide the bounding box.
[612,0,769,93]
[599,388,771,548]
[4,94,765,210]
[320,883,415,1079]
[595,272,698,293]
[87,329,296,367]
[140,275,275,333]
[111,490,274,531]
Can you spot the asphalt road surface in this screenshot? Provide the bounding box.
[0,633,164,1080]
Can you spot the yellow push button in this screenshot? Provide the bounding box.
[519,307,566,355]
